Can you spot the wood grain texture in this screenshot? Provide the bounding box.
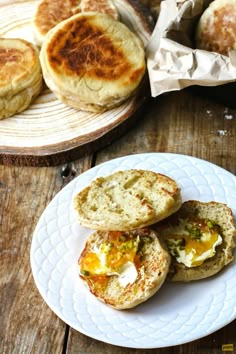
[0,77,151,167]
[0,157,93,354]
[1,73,236,352]
[96,89,236,175]
[0,0,153,166]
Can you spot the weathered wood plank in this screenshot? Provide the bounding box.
[95,89,236,175]
[0,157,93,354]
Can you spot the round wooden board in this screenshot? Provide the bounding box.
[0,0,154,166]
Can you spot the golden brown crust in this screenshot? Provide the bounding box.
[40,12,146,112]
[46,17,131,82]
[154,200,236,282]
[195,0,236,56]
[0,38,42,119]
[79,228,171,309]
[0,38,40,93]
[80,0,119,20]
[33,0,81,45]
[0,47,28,88]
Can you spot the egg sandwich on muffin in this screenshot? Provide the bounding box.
[154,200,236,282]
[78,228,171,309]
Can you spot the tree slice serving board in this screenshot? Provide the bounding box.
[0,0,154,166]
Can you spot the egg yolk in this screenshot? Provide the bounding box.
[166,218,222,267]
[79,231,140,276]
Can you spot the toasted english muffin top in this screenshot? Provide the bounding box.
[73,169,182,231]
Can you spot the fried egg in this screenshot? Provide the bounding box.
[79,231,140,287]
[165,218,222,267]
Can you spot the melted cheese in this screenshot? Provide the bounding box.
[166,218,223,267]
[79,232,140,287]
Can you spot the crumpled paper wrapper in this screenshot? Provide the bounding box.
[146,0,236,97]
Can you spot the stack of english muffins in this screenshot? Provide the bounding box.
[0,0,149,119]
[39,12,146,112]
[35,0,147,113]
[73,169,236,309]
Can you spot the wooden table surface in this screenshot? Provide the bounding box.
[1,87,236,354]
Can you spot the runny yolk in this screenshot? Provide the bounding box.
[79,231,140,276]
[167,218,222,267]
[184,231,220,266]
[79,252,103,273]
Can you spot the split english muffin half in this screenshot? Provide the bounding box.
[39,12,146,113]
[73,169,182,231]
[78,228,171,309]
[154,200,236,282]
[0,38,42,120]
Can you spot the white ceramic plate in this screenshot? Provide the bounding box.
[30,153,236,349]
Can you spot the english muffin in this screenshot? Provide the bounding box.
[33,0,81,46]
[154,200,236,282]
[195,0,236,56]
[0,38,42,120]
[40,12,146,112]
[79,228,171,309]
[33,0,120,46]
[73,169,182,231]
[80,0,119,20]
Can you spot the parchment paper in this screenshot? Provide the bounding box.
[146,0,236,97]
